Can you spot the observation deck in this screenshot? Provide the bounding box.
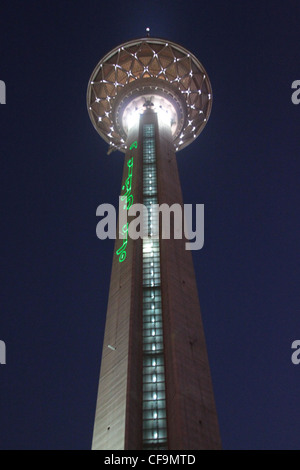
[87,37,212,153]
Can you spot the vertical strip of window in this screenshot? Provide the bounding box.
[142,123,168,450]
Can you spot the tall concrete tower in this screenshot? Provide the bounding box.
[87,36,221,450]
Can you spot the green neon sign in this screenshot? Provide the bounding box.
[116,140,137,263]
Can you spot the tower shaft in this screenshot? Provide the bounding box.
[92,112,221,450]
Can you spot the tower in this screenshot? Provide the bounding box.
[87,36,221,450]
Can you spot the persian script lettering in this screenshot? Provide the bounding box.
[116,141,137,262]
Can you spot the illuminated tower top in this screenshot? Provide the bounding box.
[87,37,212,154]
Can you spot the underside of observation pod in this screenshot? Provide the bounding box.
[87,37,212,154]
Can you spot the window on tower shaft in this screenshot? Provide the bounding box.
[142,123,168,450]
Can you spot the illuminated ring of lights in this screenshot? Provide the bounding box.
[87,37,212,153]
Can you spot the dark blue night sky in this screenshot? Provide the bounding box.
[0,0,299,449]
